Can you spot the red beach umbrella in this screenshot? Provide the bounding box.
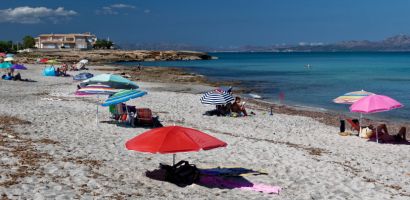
[126,126,227,164]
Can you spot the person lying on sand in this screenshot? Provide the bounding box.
[366,124,407,143]
[216,103,231,116]
[231,97,248,117]
[1,73,13,80]
[12,72,34,82]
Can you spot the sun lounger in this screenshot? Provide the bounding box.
[346,118,360,132]
[135,108,154,127]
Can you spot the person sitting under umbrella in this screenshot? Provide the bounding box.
[231,97,248,117]
[366,124,407,143]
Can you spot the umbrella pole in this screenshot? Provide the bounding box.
[173,154,176,166]
[376,127,379,143]
[359,113,362,136]
[96,95,99,126]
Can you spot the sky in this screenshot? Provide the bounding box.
[1,0,410,47]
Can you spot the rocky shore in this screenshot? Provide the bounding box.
[15,49,212,64]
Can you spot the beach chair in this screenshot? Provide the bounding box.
[109,103,127,122]
[346,118,360,132]
[135,108,154,127]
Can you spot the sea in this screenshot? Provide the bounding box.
[118,52,410,121]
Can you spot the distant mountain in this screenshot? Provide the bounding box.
[117,42,214,52]
[118,34,410,52]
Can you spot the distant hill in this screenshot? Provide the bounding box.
[118,34,410,52]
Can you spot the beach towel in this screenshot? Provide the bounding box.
[198,175,281,195]
[200,167,267,177]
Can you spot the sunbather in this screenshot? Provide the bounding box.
[368,124,407,143]
[231,97,248,116]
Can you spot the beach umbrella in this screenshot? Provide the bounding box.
[126,126,227,165]
[73,72,94,81]
[101,89,147,107]
[40,58,49,63]
[0,62,12,69]
[350,94,403,142]
[82,73,139,89]
[79,59,88,64]
[0,53,5,57]
[4,57,14,62]
[200,88,234,105]
[5,53,14,58]
[333,90,375,104]
[11,64,27,70]
[75,84,120,124]
[75,84,120,96]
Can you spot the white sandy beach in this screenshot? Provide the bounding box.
[1,64,409,199]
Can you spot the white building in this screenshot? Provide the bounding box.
[35,32,97,49]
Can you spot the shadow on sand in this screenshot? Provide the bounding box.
[145,166,265,189]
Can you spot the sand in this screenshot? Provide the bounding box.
[0,64,409,199]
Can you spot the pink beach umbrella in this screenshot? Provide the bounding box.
[0,53,5,57]
[349,94,403,142]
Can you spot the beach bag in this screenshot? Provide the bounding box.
[162,160,200,186]
[360,127,373,139]
[43,67,56,76]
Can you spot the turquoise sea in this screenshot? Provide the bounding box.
[118,52,410,121]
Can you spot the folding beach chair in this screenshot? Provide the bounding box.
[346,118,360,132]
[135,108,154,127]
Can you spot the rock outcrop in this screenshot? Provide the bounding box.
[15,50,212,64]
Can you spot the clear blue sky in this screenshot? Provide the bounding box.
[1,0,410,47]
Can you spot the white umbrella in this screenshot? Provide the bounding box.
[79,59,89,64]
[4,57,14,62]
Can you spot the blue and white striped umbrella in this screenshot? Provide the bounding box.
[102,89,147,106]
[200,89,234,105]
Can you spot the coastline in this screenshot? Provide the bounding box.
[1,63,409,199]
[112,64,410,131]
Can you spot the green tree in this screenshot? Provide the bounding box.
[93,39,113,49]
[0,40,13,52]
[22,35,36,49]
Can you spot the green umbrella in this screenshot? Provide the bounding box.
[82,74,139,89]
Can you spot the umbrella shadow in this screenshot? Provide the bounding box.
[145,166,264,189]
[100,117,163,128]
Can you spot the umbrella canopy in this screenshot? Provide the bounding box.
[40,58,49,63]
[0,62,12,69]
[126,126,227,154]
[79,59,88,64]
[200,89,234,105]
[73,72,94,81]
[75,84,120,96]
[0,53,5,57]
[101,89,147,106]
[82,74,139,89]
[4,57,13,62]
[350,94,403,114]
[333,90,375,104]
[11,64,27,70]
[5,53,14,58]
